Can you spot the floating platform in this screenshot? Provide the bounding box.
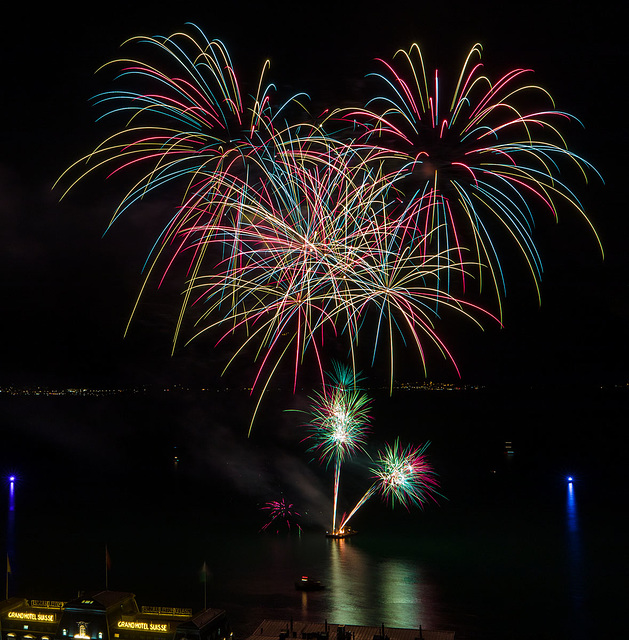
[325,527,357,539]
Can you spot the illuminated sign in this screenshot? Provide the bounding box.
[30,601,65,610]
[7,613,56,622]
[117,622,169,633]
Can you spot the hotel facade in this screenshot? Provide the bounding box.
[0,592,230,640]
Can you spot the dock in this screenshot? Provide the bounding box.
[245,619,454,640]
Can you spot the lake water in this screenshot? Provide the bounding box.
[1,387,626,639]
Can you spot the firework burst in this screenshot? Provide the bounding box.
[57,28,599,429]
[328,43,603,317]
[179,136,489,425]
[304,363,371,532]
[57,23,306,210]
[260,497,302,533]
[371,439,440,508]
[338,438,440,531]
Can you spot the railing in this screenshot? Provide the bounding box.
[141,607,192,617]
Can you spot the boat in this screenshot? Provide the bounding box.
[295,576,325,591]
[325,526,357,539]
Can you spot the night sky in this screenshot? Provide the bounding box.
[1,10,627,634]
[1,1,626,390]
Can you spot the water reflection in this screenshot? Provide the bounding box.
[301,590,308,618]
[6,476,16,597]
[326,538,370,624]
[565,479,587,639]
[325,538,437,629]
[379,559,423,628]
[224,533,439,630]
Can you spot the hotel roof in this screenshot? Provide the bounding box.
[177,609,226,630]
[64,591,137,611]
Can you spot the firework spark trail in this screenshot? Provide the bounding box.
[303,363,371,532]
[259,498,302,533]
[56,27,599,427]
[338,439,440,531]
[336,485,377,532]
[327,42,603,318]
[57,26,283,202]
[178,139,490,425]
[332,462,341,534]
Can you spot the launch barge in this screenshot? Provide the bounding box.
[325,527,357,539]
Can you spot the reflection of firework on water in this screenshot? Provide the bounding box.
[338,439,440,531]
[304,362,371,533]
[329,43,603,316]
[260,498,302,533]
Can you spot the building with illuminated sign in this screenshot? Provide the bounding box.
[0,592,230,640]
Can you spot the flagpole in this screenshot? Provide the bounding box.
[201,561,208,610]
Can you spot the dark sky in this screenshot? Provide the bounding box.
[0,1,626,389]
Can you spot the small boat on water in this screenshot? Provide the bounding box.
[295,575,325,591]
[325,526,357,539]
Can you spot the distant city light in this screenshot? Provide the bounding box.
[567,476,573,483]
